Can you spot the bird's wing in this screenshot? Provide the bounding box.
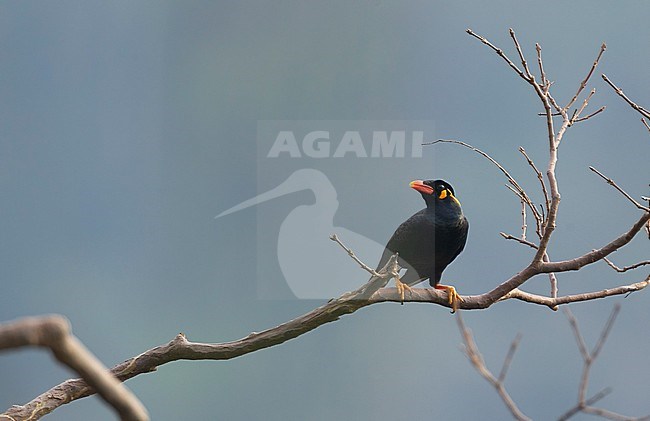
[449,216,469,262]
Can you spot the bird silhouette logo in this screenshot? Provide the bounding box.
[216,169,385,299]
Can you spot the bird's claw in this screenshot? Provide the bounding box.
[448,287,462,313]
[435,284,462,313]
[395,277,413,304]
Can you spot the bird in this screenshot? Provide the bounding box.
[376,179,469,312]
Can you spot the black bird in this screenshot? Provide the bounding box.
[377,179,469,311]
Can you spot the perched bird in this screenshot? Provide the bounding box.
[377,179,469,311]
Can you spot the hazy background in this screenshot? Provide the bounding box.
[1,1,649,420]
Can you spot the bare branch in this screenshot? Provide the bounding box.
[457,314,531,421]
[509,28,533,80]
[535,43,551,93]
[330,234,381,277]
[558,388,613,421]
[568,90,606,126]
[642,118,650,133]
[519,146,550,216]
[555,305,647,421]
[500,232,539,249]
[15,266,645,418]
[564,307,590,362]
[459,304,647,421]
[520,198,528,240]
[565,43,606,111]
[573,105,606,123]
[2,255,399,420]
[0,315,149,421]
[602,74,650,119]
[464,28,565,264]
[582,406,650,421]
[589,166,650,212]
[602,256,650,273]
[591,304,620,360]
[498,333,522,383]
[466,28,529,82]
[503,276,649,309]
[426,139,543,234]
[543,212,650,273]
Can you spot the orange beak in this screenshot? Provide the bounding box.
[409,180,434,195]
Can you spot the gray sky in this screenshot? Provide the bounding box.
[1,1,649,420]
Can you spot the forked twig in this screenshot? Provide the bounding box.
[466,28,528,82]
[565,43,607,111]
[556,305,649,421]
[602,256,650,273]
[457,313,531,421]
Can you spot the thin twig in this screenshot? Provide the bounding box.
[519,147,550,219]
[602,74,650,119]
[556,305,640,421]
[589,166,650,212]
[520,199,527,240]
[569,89,602,126]
[509,28,533,80]
[465,28,563,264]
[558,388,612,421]
[535,43,551,94]
[426,139,543,233]
[500,232,539,249]
[466,28,528,82]
[503,276,649,310]
[574,106,606,123]
[330,234,382,277]
[498,333,523,383]
[565,43,606,112]
[591,305,620,360]
[602,256,650,272]
[642,118,650,133]
[457,314,531,421]
[540,106,606,124]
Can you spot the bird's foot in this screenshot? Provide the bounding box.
[395,277,413,303]
[435,284,462,313]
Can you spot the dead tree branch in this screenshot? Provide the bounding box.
[461,304,649,421]
[589,166,650,212]
[602,74,650,133]
[602,256,650,273]
[457,313,530,421]
[0,315,149,421]
[1,256,399,420]
[557,304,650,421]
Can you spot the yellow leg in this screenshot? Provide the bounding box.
[435,284,462,313]
[395,276,413,303]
